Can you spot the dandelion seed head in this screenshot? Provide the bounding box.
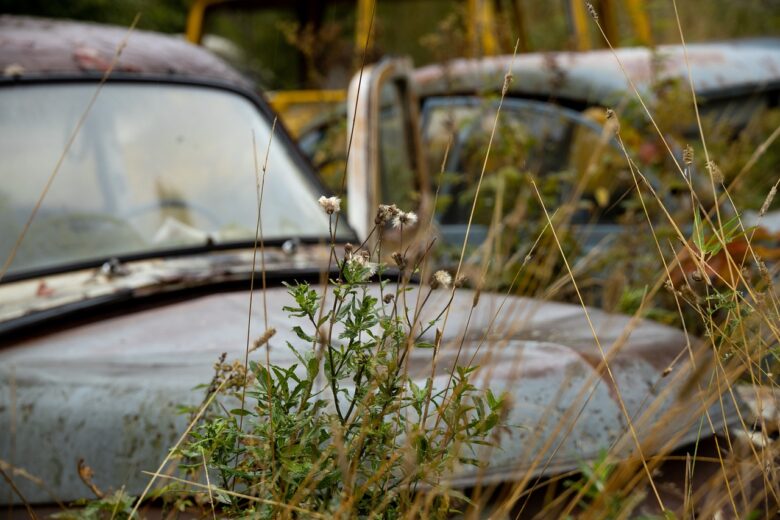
[318,195,341,214]
[393,211,418,228]
[431,270,452,289]
[349,253,377,279]
[376,204,400,225]
[391,251,407,269]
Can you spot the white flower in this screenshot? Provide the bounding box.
[376,204,400,225]
[432,270,452,289]
[392,211,418,229]
[318,196,341,214]
[348,252,378,280]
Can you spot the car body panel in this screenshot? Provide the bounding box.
[0,15,251,90]
[412,40,780,106]
[0,285,739,502]
[0,245,332,336]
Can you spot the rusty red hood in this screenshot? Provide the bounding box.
[0,284,741,503]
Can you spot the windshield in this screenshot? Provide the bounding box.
[0,82,337,276]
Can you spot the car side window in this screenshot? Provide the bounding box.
[421,97,630,228]
[298,115,348,196]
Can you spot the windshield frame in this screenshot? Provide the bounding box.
[0,74,356,283]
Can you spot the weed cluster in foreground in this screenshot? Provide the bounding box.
[161,203,503,518]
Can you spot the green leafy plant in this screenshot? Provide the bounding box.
[172,203,506,518]
[54,490,136,520]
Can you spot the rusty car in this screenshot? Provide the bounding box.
[0,15,747,514]
[295,40,780,295]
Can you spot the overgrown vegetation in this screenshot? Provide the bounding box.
[170,212,505,517]
[60,203,504,519]
[4,2,780,519]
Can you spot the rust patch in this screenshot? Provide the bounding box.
[0,15,251,90]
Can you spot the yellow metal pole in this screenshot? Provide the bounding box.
[185,0,231,44]
[480,0,499,55]
[185,0,208,43]
[568,0,591,51]
[626,0,653,46]
[598,0,618,46]
[466,0,500,56]
[355,0,375,51]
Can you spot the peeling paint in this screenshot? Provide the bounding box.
[413,40,780,105]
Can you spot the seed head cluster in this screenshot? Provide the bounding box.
[319,196,341,214]
[586,2,598,21]
[348,249,377,278]
[393,211,418,229]
[706,160,724,184]
[376,204,400,225]
[431,270,452,289]
[605,108,620,135]
[760,185,777,217]
[683,145,694,166]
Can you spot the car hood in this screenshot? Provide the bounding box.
[0,284,740,503]
[0,244,331,335]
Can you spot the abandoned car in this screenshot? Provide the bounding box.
[303,41,780,280]
[0,15,749,514]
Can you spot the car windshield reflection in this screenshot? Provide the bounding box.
[0,83,337,276]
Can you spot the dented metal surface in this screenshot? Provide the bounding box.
[0,15,251,89]
[0,284,739,502]
[413,40,780,105]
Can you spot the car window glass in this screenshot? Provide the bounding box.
[0,83,337,275]
[298,114,348,195]
[421,97,629,228]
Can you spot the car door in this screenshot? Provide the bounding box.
[346,58,432,252]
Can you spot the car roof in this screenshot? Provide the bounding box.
[0,15,252,89]
[413,39,780,106]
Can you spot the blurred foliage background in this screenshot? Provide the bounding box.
[0,0,191,32]
[1,0,777,49]
[2,0,777,92]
